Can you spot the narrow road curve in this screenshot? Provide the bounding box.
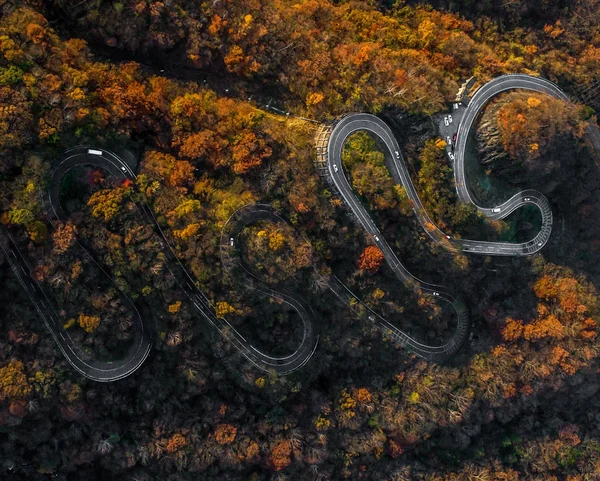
[326,116,470,360]
[224,204,469,360]
[0,226,153,381]
[454,73,600,255]
[220,204,319,374]
[0,148,153,382]
[4,75,594,377]
[322,74,600,359]
[328,113,552,257]
[3,147,318,380]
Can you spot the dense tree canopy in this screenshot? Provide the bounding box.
[1,1,600,480]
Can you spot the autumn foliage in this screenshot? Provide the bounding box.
[496,92,587,163]
[87,185,131,222]
[142,151,195,189]
[268,439,292,471]
[214,424,237,445]
[356,387,372,404]
[358,245,384,273]
[0,360,32,402]
[165,433,187,453]
[169,91,273,174]
[78,313,101,333]
[52,221,77,254]
[4,2,600,480]
[215,301,237,318]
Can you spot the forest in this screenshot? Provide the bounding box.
[2,0,600,479]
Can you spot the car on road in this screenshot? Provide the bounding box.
[453,103,459,110]
[445,235,452,240]
[538,242,543,246]
[524,197,530,201]
[333,164,338,172]
[368,315,375,321]
[448,153,455,161]
[121,166,126,172]
[394,150,400,157]
[452,132,457,142]
[432,292,439,296]
[444,116,449,126]
[374,235,380,241]
[492,208,501,213]
[446,136,452,145]
[230,237,234,247]
[448,114,453,123]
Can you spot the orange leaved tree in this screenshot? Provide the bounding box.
[358,245,384,273]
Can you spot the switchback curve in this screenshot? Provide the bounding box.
[0,148,153,382]
[220,204,319,374]
[324,115,470,360]
[453,74,600,254]
[46,147,322,378]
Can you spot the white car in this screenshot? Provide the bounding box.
[368,315,375,321]
[394,150,400,157]
[524,197,530,201]
[444,116,449,126]
[374,235,380,241]
[448,153,455,161]
[492,208,501,213]
[446,136,452,145]
[333,164,338,172]
[121,166,126,172]
[453,103,459,110]
[445,235,452,240]
[538,242,543,246]
[432,292,439,296]
[230,237,234,247]
[448,114,453,123]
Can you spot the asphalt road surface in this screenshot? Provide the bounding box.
[223,204,469,361]
[221,204,319,374]
[3,75,597,377]
[48,148,323,378]
[1,148,320,381]
[324,73,600,360]
[453,74,600,254]
[0,148,152,382]
[327,115,469,360]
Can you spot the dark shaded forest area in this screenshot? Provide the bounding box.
[2,0,600,480]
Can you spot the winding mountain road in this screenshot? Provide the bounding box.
[2,147,322,380]
[0,148,154,382]
[220,204,319,374]
[223,204,469,361]
[454,74,600,254]
[322,73,600,359]
[327,113,552,257]
[3,75,597,379]
[326,115,470,359]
